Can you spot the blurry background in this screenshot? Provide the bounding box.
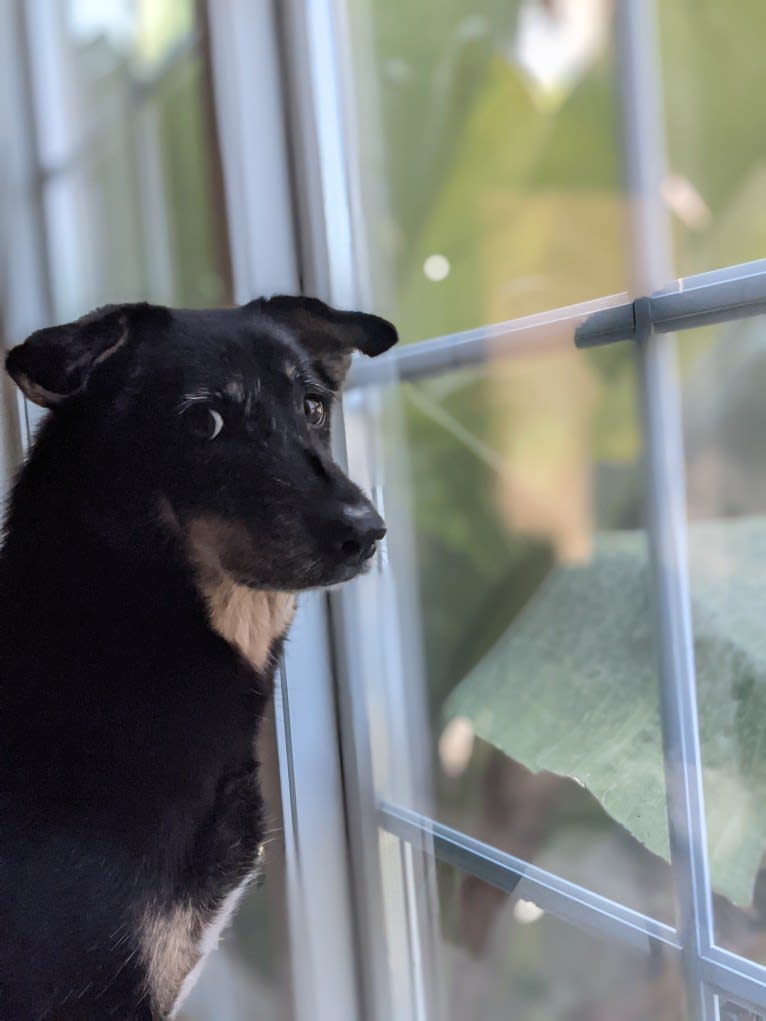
[3,2,766,1019]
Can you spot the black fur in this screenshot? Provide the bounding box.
[0,297,396,1020]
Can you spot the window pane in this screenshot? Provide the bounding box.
[29,0,197,170]
[346,327,684,926]
[43,57,228,316]
[342,0,628,342]
[412,855,684,1019]
[680,316,766,967]
[718,999,766,1021]
[659,3,766,277]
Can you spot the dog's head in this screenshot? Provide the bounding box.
[5,297,397,590]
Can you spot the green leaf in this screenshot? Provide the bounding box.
[444,518,766,906]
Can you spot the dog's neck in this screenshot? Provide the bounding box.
[171,508,296,674]
[198,577,295,674]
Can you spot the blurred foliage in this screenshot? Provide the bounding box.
[446,521,766,907]
[659,0,766,273]
[363,0,766,924]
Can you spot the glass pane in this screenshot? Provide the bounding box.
[342,0,628,342]
[28,0,197,170]
[718,1000,766,1021]
[180,713,293,1021]
[348,326,682,924]
[67,0,196,74]
[38,25,231,317]
[680,316,766,967]
[413,855,684,1019]
[43,129,147,320]
[659,3,766,277]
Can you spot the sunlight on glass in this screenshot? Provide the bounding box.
[513,0,610,104]
[423,254,451,283]
[438,715,475,778]
[513,899,545,925]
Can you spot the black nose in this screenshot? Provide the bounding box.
[337,504,386,561]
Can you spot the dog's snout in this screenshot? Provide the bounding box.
[337,504,386,560]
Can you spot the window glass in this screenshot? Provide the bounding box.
[344,0,627,343]
[33,0,230,318]
[354,330,683,924]
[680,316,766,967]
[67,0,196,74]
[718,999,766,1021]
[430,858,684,1019]
[659,2,766,277]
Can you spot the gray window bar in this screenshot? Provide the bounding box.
[346,259,766,392]
[347,292,628,390]
[617,0,717,1016]
[576,263,766,349]
[634,299,717,1018]
[379,801,681,957]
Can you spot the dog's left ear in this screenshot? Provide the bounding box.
[5,304,156,408]
[260,295,398,387]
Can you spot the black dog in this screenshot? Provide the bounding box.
[0,297,396,1020]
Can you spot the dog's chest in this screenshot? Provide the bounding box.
[167,859,262,1018]
[142,836,265,1019]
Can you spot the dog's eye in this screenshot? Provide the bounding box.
[184,405,224,440]
[303,395,326,427]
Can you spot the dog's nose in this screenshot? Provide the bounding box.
[337,504,386,560]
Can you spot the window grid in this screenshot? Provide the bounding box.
[304,0,766,1017]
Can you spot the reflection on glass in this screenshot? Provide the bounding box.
[659,3,766,277]
[344,0,626,342]
[435,858,683,1020]
[381,336,686,922]
[66,0,196,74]
[718,1000,766,1021]
[40,0,229,317]
[680,317,766,966]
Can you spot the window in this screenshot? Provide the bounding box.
[277,1,766,1019]
[4,1,766,1020]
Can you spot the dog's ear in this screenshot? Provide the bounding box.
[260,295,397,387]
[5,304,151,408]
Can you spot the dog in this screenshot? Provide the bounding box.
[0,296,397,1020]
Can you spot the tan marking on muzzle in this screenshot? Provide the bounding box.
[183,515,296,672]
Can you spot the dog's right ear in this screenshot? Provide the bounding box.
[5,304,161,408]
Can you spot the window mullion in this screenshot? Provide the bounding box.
[616,2,717,1017]
[207,4,362,1020]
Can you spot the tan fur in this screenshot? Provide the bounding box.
[203,580,295,672]
[139,902,200,1018]
[14,373,66,408]
[142,847,267,1016]
[181,514,296,672]
[16,321,128,408]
